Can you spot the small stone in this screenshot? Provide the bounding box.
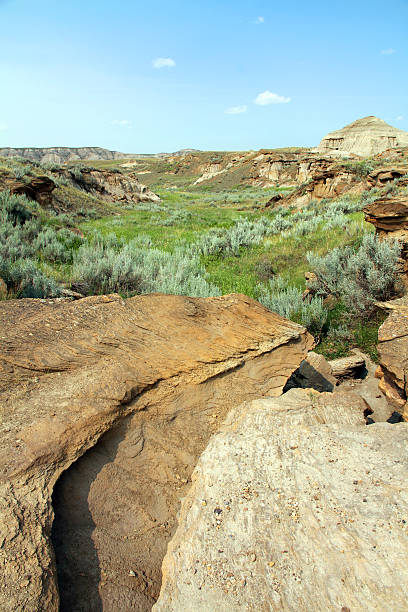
[20,580,29,588]
[201,500,207,506]
[129,570,136,577]
[250,553,256,562]
[268,561,275,567]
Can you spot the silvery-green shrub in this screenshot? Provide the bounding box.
[307,233,400,315]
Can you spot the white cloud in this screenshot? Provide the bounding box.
[255,16,264,24]
[397,115,404,121]
[153,57,176,68]
[381,48,396,55]
[112,119,132,128]
[0,123,8,131]
[254,91,291,105]
[225,105,248,115]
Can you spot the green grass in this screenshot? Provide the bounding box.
[203,213,370,296]
[3,155,398,360]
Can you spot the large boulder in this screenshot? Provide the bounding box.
[0,293,313,611]
[154,388,408,611]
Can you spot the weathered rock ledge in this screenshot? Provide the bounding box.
[376,296,408,418]
[0,293,312,611]
[154,388,408,611]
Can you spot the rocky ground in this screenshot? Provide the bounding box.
[0,293,313,611]
[154,388,408,611]
[1,117,408,612]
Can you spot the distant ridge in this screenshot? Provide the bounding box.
[0,146,201,164]
[317,116,408,156]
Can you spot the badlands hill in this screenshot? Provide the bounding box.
[1,117,407,167]
[317,116,408,157]
[0,146,201,164]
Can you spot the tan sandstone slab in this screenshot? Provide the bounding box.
[0,293,313,612]
[154,388,408,612]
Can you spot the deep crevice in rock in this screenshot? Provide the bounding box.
[52,416,132,612]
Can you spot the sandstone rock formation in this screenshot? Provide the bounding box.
[317,116,408,157]
[1,175,56,207]
[376,296,408,418]
[364,195,408,280]
[278,161,363,208]
[154,388,408,611]
[0,293,313,611]
[59,167,160,204]
[285,351,337,393]
[328,351,366,379]
[367,165,408,188]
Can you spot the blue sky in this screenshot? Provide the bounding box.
[0,0,407,152]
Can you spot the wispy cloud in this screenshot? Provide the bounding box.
[112,119,132,128]
[254,91,291,105]
[381,48,396,55]
[397,115,404,121]
[153,57,176,69]
[0,123,8,131]
[254,16,264,24]
[225,105,247,115]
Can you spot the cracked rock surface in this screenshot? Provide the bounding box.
[154,388,408,612]
[0,293,312,611]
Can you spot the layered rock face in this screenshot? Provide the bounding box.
[0,293,312,611]
[63,167,161,203]
[154,388,408,611]
[6,175,56,207]
[317,116,408,157]
[364,195,408,280]
[0,167,160,212]
[376,296,408,418]
[0,147,133,163]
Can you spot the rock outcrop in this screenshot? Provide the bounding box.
[376,296,408,418]
[367,165,408,188]
[278,161,363,209]
[0,293,313,611]
[154,388,408,611]
[1,175,57,207]
[317,116,408,157]
[61,167,160,204]
[329,352,366,379]
[364,195,408,281]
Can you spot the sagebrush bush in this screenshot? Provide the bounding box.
[72,241,220,297]
[0,190,38,225]
[256,277,328,337]
[307,233,400,315]
[157,209,192,226]
[0,256,60,298]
